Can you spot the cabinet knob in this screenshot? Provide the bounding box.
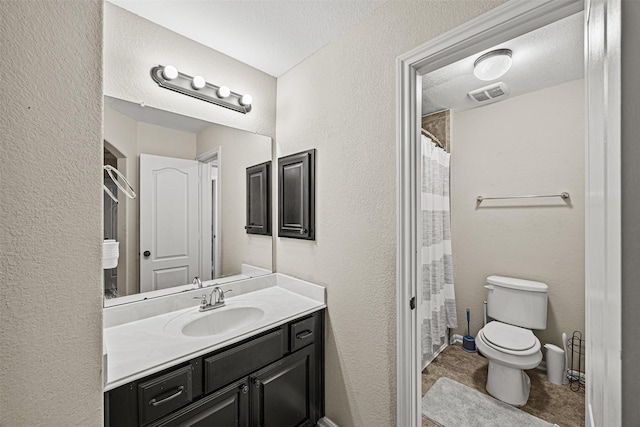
[254,379,261,388]
[240,385,248,394]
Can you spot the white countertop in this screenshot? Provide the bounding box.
[104,275,325,391]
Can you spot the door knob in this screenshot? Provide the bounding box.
[143,250,151,257]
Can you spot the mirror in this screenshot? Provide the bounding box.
[103,96,273,307]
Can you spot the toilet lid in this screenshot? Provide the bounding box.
[482,321,537,352]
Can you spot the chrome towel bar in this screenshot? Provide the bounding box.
[476,192,570,203]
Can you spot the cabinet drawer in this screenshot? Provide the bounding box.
[205,329,284,394]
[138,365,193,426]
[290,315,316,352]
[148,378,249,427]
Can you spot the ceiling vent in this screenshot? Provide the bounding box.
[468,82,510,103]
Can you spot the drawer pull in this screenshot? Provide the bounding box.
[148,386,185,407]
[296,330,313,340]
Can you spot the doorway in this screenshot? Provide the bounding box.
[103,146,119,298]
[396,1,621,426]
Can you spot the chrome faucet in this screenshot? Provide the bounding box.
[194,286,232,312]
[211,287,223,305]
[193,276,202,289]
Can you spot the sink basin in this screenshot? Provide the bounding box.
[180,306,265,337]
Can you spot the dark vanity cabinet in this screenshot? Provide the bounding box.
[250,345,316,427]
[105,310,324,427]
[278,150,315,240]
[245,161,271,236]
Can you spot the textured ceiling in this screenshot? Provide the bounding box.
[422,12,584,115]
[107,0,386,77]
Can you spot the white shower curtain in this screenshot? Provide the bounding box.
[421,135,457,369]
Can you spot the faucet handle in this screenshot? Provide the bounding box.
[193,294,207,309]
[219,289,232,303]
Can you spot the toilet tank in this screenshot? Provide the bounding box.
[486,275,548,330]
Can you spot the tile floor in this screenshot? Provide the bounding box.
[421,344,585,427]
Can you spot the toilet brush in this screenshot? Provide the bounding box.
[462,308,477,353]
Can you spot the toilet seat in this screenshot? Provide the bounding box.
[476,321,542,369]
[482,321,538,355]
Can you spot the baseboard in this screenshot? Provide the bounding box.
[451,334,464,344]
[317,416,339,427]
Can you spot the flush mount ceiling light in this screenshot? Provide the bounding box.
[473,49,513,81]
[150,65,253,113]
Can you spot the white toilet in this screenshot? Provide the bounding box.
[475,275,548,406]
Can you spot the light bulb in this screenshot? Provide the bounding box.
[217,86,230,98]
[162,65,178,80]
[239,94,253,106]
[473,49,512,81]
[192,75,206,90]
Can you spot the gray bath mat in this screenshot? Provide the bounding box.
[422,378,556,427]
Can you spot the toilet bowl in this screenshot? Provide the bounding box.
[476,321,542,406]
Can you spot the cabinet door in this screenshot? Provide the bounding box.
[278,150,315,240]
[150,379,249,427]
[250,345,317,427]
[246,161,271,235]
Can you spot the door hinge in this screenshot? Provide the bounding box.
[409,297,416,310]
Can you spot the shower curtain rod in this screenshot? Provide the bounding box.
[476,192,570,203]
[421,128,445,149]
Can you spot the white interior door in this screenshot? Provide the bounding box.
[140,154,200,292]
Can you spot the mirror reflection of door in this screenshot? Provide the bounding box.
[139,154,201,292]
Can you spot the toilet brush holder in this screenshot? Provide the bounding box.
[462,308,477,352]
[462,335,477,352]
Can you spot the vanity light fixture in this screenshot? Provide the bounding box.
[161,65,178,80]
[239,94,253,107]
[473,49,513,81]
[217,86,231,99]
[151,65,253,113]
[191,75,206,90]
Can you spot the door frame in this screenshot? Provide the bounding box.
[197,146,221,280]
[395,0,621,426]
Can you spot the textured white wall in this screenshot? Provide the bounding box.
[450,80,585,350]
[0,1,104,426]
[137,122,197,159]
[196,124,273,275]
[104,2,277,138]
[275,2,505,425]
